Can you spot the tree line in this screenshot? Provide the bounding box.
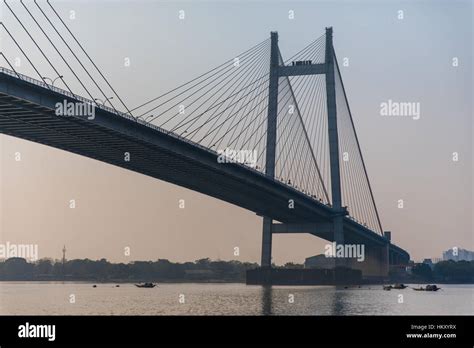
[411,260,474,283]
[0,257,263,282]
[1,257,472,283]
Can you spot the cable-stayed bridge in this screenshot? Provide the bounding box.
[0,0,409,278]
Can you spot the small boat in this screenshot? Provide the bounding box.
[392,283,407,289]
[135,282,156,288]
[413,284,440,292]
[115,285,120,287]
[383,283,407,290]
[92,285,97,288]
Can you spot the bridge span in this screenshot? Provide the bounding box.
[0,1,410,280]
[0,65,409,276]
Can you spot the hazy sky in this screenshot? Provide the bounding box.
[0,0,472,264]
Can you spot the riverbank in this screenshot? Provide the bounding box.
[1,277,473,284]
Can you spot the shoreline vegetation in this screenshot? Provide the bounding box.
[0,257,472,284]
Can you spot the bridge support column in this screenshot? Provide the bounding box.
[383,231,391,277]
[348,244,388,279]
[332,217,345,269]
[383,243,390,277]
[261,217,273,268]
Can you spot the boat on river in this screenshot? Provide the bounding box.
[413,284,440,291]
[135,282,157,288]
[383,283,407,290]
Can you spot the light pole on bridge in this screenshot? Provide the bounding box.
[94,97,114,107]
[42,75,63,87]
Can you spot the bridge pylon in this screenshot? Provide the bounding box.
[324,27,346,269]
[260,31,279,268]
[260,28,348,270]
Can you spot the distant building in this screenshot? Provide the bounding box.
[442,247,474,262]
[304,254,335,269]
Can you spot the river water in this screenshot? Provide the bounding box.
[1,282,472,315]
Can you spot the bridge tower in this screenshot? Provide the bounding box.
[324,27,345,259]
[261,31,279,268]
[261,28,346,269]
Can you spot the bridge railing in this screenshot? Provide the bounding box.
[0,67,217,151]
[0,67,137,121]
[0,67,272,177]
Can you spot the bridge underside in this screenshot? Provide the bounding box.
[0,73,410,268]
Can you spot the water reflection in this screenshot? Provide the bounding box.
[261,285,273,315]
[330,287,346,315]
[260,285,350,315]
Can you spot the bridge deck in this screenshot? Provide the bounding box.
[0,70,409,262]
